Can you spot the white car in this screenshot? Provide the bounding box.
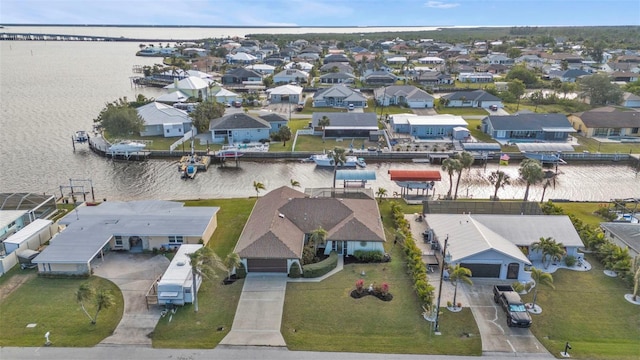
[348,104,355,111]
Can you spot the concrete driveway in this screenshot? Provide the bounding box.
[220,273,288,347]
[92,252,170,347]
[464,280,549,356]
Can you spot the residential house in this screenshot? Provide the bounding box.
[424,214,584,281]
[416,71,454,87]
[226,52,258,64]
[363,71,398,85]
[319,72,356,84]
[480,54,514,65]
[611,72,639,83]
[311,112,378,139]
[313,85,367,109]
[33,201,219,276]
[209,113,272,144]
[209,87,240,105]
[295,53,321,62]
[600,222,640,258]
[515,54,544,69]
[163,76,213,100]
[373,85,434,108]
[547,69,591,83]
[273,69,310,85]
[386,56,407,65]
[417,56,445,65]
[259,113,289,134]
[603,62,640,73]
[320,62,354,74]
[284,61,314,72]
[483,113,575,141]
[137,102,192,138]
[477,63,509,74]
[245,64,276,75]
[361,61,392,77]
[458,72,494,83]
[267,84,304,104]
[441,90,503,109]
[390,114,467,138]
[221,68,263,86]
[623,92,640,108]
[568,107,640,138]
[233,186,386,274]
[323,54,350,64]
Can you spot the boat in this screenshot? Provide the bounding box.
[73,130,89,143]
[214,148,245,158]
[523,152,567,165]
[356,157,367,168]
[310,154,359,167]
[106,140,146,155]
[181,164,197,180]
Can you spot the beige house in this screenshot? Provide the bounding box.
[234,186,386,274]
[34,201,219,276]
[569,107,640,138]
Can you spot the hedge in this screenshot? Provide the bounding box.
[303,251,338,278]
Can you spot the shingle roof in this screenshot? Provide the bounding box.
[234,187,386,259]
[259,113,288,123]
[209,113,271,131]
[573,108,640,128]
[374,85,434,102]
[485,113,572,131]
[311,112,377,127]
[442,90,500,102]
[314,85,367,102]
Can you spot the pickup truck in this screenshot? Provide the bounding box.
[493,285,532,328]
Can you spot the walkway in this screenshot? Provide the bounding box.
[221,256,344,347]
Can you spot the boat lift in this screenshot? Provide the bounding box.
[59,178,95,203]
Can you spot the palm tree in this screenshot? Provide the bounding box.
[530,237,552,267]
[309,227,328,255]
[290,179,300,188]
[453,152,474,199]
[448,264,473,307]
[318,116,331,140]
[187,246,224,313]
[519,159,544,201]
[631,255,640,302]
[545,242,566,268]
[75,283,115,324]
[223,252,242,280]
[488,170,511,200]
[376,187,388,203]
[278,125,292,146]
[441,157,462,199]
[93,288,115,325]
[529,267,555,309]
[329,147,347,190]
[253,181,266,198]
[76,283,96,324]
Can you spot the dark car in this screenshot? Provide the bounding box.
[489,104,499,111]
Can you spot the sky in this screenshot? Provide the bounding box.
[1,0,638,27]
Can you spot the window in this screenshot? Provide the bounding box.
[168,236,184,244]
[166,129,170,133]
[114,236,123,247]
[632,128,639,134]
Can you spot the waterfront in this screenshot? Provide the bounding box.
[0,31,638,202]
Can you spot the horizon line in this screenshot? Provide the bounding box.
[2,24,637,28]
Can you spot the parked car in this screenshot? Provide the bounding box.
[348,104,355,111]
[493,285,532,328]
[489,104,498,111]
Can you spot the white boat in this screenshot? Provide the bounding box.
[356,157,367,168]
[73,130,89,143]
[215,148,245,158]
[310,154,359,167]
[107,140,146,155]
[523,152,567,164]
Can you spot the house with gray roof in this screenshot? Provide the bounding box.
[600,222,640,258]
[273,69,310,85]
[547,69,591,83]
[33,201,219,276]
[311,112,378,139]
[373,85,434,108]
[221,67,263,85]
[209,113,272,144]
[320,62,354,74]
[233,186,385,273]
[319,72,356,84]
[425,214,583,281]
[259,113,288,135]
[623,92,640,108]
[313,85,367,109]
[363,71,398,85]
[483,113,574,142]
[137,102,193,137]
[568,107,640,138]
[441,90,503,109]
[323,54,350,64]
[416,71,454,87]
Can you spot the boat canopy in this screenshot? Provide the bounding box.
[461,142,502,151]
[517,143,575,152]
[336,170,376,181]
[388,170,442,182]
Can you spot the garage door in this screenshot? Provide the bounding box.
[460,263,501,278]
[247,258,288,273]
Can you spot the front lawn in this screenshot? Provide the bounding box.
[0,276,123,347]
[437,107,489,116]
[523,254,640,360]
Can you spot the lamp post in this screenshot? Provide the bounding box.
[434,235,450,334]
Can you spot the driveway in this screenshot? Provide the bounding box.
[220,273,288,347]
[464,280,549,356]
[92,252,170,347]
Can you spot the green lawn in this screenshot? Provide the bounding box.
[523,254,640,360]
[438,107,489,116]
[104,132,214,152]
[0,276,123,347]
[464,119,496,143]
[554,201,607,227]
[572,135,640,154]
[293,135,379,153]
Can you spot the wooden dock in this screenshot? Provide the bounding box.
[178,154,211,171]
[88,135,150,160]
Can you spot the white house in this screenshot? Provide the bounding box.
[245,64,276,75]
[373,85,434,108]
[273,69,310,84]
[458,72,494,83]
[157,244,202,306]
[267,84,304,104]
[390,114,468,138]
[163,76,213,100]
[137,102,192,137]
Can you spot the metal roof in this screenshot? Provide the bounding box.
[336,170,377,181]
[516,143,575,152]
[388,170,442,181]
[3,219,52,246]
[158,244,202,287]
[462,143,502,151]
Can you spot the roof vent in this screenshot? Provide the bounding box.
[177,261,186,266]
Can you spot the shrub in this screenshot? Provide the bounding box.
[356,279,364,292]
[235,262,247,279]
[288,263,302,278]
[564,255,577,267]
[353,250,385,263]
[512,281,525,293]
[303,251,338,278]
[381,282,389,295]
[447,301,453,308]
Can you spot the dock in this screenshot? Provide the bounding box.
[88,134,150,160]
[178,154,211,171]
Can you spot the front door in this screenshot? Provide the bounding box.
[507,263,519,279]
[332,241,348,256]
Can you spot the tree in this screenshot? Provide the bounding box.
[488,170,510,200]
[376,187,388,203]
[505,65,538,86]
[519,159,544,201]
[453,152,474,200]
[223,252,241,280]
[75,282,115,325]
[529,267,554,309]
[623,79,640,96]
[531,237,565,269]
[329,147,347,190]
[441,157,461,199]
[448,264,473,307]
[631,255,640,302]
[586,41,606,64]
[309,227,328,255]
[278,125,292,146]
[190,100,225,133]
[94,98,144,138]
[187,246,224,312]
[318,116,331,139]
[560,82,576,99]
[578,73,623,106]
[508,79,526,111]
[507,47,522,59]
[253,181,266,198]
[290,179,300,188]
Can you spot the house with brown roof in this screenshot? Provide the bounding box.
[233,186,386,273]
[568,107,640,138]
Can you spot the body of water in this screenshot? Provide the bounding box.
[0,28,638,202]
